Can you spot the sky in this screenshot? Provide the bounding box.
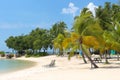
[0,0,118,52]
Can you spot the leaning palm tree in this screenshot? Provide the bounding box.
[72,8,103,68]
[62,32,87,63]
[62,32,100,64]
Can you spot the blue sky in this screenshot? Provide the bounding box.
[0,0,118,52]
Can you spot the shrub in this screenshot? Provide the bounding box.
[25,52,48,57]
[14,54,21,58]
[0,51,5,57]
[25,54,31,57]
[33,52,48,57]
[6,54,14,59]
[25,50,33,57]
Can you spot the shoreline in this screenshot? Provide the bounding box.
[0,57,37,75]
[0,55,120,80]
[0,55,59,80]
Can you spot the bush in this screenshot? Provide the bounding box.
[6,54,14,59]
[25,52,48,57]
[0,51,5,57]
[14,54,21,58]
[33,52,48,57]
[25,51,32,57]
[25,54,31,57]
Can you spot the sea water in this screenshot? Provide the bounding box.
[0,59,35,74]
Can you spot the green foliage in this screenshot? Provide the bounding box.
[53,34,65,56]
[5,21,67,55]
[0,51,5,57]
[4,1,120,68]
[25,52,48,57]
[6,54,14,59]
[25,50,32,57]
[68,52,74,60]
[0,51,5,54]
[5,28,52,54]
[50,21,67,38]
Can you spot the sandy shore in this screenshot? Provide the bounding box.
[0,55,120,80]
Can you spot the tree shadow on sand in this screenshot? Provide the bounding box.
[100,63,120,69]
[100,66,120,69]
[79,62,120,69]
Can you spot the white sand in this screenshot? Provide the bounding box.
[0,55,120,80]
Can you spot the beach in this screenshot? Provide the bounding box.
[0,55,120,80]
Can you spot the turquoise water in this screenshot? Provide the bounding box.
[0,59,36,74]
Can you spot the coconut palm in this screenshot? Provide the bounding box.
[53,34,65,56]
[95,2,120,62]
[72,8,103,68]
[111,22,120,61]
[50,21,67,54]
[96,2,113,31]
[62,32,87,63]
[62,31,100,64]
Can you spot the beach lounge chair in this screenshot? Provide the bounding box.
[44,59,56,67]
[49,59,56,67]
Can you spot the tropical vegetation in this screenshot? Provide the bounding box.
[5,21,67,57]
[5,2,120,68]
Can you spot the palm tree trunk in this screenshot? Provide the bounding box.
[105,50,109,64]
[43,49,45,53]
[59,48,63,56]
[53,47,55,54]
[12,49,14,54]
[39,50,41,53]
[86,53,98,68]
[79,43,87,63]
[117,52,119,61]
[81,44,98,68]
[81,52,87,63]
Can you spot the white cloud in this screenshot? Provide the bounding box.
[87,2,98,17]
[62,2,79,17]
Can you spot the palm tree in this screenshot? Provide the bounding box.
[72,8,103,68]
[96,2,113,31]
[53,34,65,56]
[100,31,114,63]
[95,2,111,63]
[96,2,120,62]
[50,21,67,54]
[50,21,67,38]
[111,4,120,60]
[62,32,87,63]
